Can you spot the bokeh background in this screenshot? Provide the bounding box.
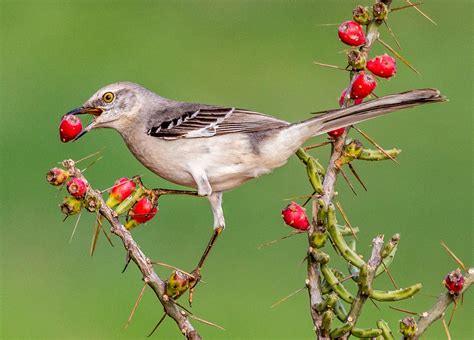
[1,0,472,339]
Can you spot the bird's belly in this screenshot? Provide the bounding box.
[124,133,287,192]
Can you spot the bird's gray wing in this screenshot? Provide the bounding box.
[146,106,290,139]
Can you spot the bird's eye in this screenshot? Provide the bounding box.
[102,92,115,103]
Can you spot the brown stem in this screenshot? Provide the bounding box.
[62,159,202,340]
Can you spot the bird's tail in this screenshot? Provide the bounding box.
[291,88,444,140]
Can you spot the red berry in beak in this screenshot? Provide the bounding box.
[443,269,465,295]
[350,72,377,99]
[59,115,83,143]
[66,178,88,198]
[46,167,69,186]
[328,127,346,139]
[338,21,366,46]
[367,54,397,78]
[125,197,158,229]
[106,177,136,208]
[281,202,310,231]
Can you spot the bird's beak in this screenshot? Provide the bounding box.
[66,107,104,141]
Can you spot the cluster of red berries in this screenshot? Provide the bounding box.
[327,6,397,138]
[59,115,83,143]
[47,168,158,230]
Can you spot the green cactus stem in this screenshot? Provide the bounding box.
[335,140,364,168]
[347,239,360,281]
[358,148,401,161]
[321,309,334,335]
[309,231,327,248]
[377,319,395,340]
[307,157,324,194]
[337,224,360,236]
[334,300,348,322]
[310,248,330,264]
[296,148,326,175]
[321,264,355,303]
[370,283,422,301]
[327,204,365,268]
[330,322,353,338]
[376,234,399,276]
[115,187,145,215]
[351,327,383,338]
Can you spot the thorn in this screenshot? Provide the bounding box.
[389,305,420,315]
[90,213,102,256]
[313,61,350,72]
[283,193,316,201]
[315,23,340,27]
[391,2,424,12]
[448,298,457,327]
[378,38,421,76]
[348,164,368,191]
[257,231,303,250]
[440,241,467,271]
[122,251,132,273]
[383,20,402,50]
[340,167,357,196]
[299,255,309,267]
[69,211,82,243]
[99,217,114,247]
[382,261,399,289]
[271,286,306,308]
[405,0,437,25]
[302,191,317,208]
[335,201,357,240]
[369,298,381,311]
[352,126,399,164]
[188,314,226,331]
[336,273,356,284]
[304,141,331,150]
[81,156,104,173]
[147,313,167,337]
[75,148,105,164]
[442,318,452,340]
[125,283,147,329]
[151,261,196,280]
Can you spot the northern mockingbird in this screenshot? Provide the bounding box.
[66,82,442,287]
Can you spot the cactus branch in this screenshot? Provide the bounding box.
[61,159,202,340]
[414,268,473,338]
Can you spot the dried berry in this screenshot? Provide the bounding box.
[60,196,82,215]
[443,269,465,295]
[373,2,388,21]
[352,5,370,25]
[106,177,136,208]
[350,72,377,99]
[347,50,366,70]
[66,178,88,198]
[281,202,310,231]
[59,115,83,143]
[125,197,158,230]
[399,317,417,338]
[338,21,366,46]
[166,270,190,299]
[46,167,69,186]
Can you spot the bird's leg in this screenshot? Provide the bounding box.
[188,192,225,305]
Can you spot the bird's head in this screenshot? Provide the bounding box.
[65,82,149,140]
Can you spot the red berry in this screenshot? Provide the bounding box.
[59,115,83,143]
[444,269,465,295]
[366,54,397,78]
[339,89,363,107]
[281,202,310,231]
[66,178,88,198]
[350,72,377,99]
[106,177,136,208]
[129,197,157,224]
[328,127,346,138]
[338,21,366,46]
[46,167,69,186]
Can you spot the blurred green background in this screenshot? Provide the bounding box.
[1,0,472,339]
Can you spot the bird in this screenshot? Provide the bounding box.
[66,81,442,292]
